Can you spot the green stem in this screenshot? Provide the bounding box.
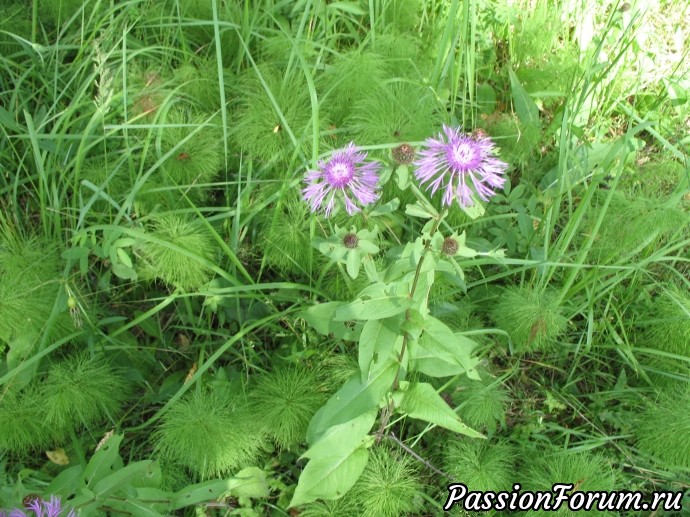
[31,0,38,43]
[392,208,447,391]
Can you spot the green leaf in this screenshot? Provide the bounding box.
[116,247,133,268]
[301,302,359,341]
[302,409,377,461]
[113,237,137,248]
[405,202,436,219]
[112,263,138,280]
[334,282,410,321]
[395,382,484,438]
[292,449,369,508]
[358,316,403,381]
[307,361,397,444]
[93,461,154,498]
[291,410,376,507]
[83,434,123,488]
[228,467,269,498]
[409,318,480,378]
[508,68,541,131]
[169,469,267,510]
[459,202,485,220]
[395,165,409,189]
[346,250,361,279]
[326,1,366,15]
[369,198,400,216]
[45,464,83,495]
[106,496,166,517]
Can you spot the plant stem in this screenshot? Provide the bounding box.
[377,211,446,436]
[393,209,447,382]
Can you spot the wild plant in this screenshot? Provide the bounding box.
[290,126,510,506]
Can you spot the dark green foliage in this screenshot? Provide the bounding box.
[348,82,443,145]
[0,231,71,358]
[0,4,31,55]
[154,387,266,479]
[259,194,313,276]
[491,286,568,353]
[158,108,223,194]
[40,354,129,439]
[592,191,688,262]
[444,439,516,491]
[320,50,391,125]
[173,60,222,113]
[39,0,94,25]
[450,370,510,435]
[251,366,326,450]
[1,0,688,512]
[625,157,688,197]
[639,286,690,358]
[175,0,240,64]
[522,452,618,516]
[300,497,361,517]
[635,383,690,468]
[231,66,314,165]
[79,155,132,213]
[0,386,54,453]
[479,113,541,170]
[137,214,216,290]
[318,354,360,393]
[348,448,423,517]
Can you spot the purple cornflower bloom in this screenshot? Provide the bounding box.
[302,142,380,217]
[414,126,508,208]
[1,495,76,517]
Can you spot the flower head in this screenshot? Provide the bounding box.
[414,126,508,208]
[441,237,459,256]
[1,495,76,517]
[392,143,415,164]
[302,143,380,217]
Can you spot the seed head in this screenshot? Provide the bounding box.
[392,143,415,164]
[343,233,359,249]
[442,237,459,256]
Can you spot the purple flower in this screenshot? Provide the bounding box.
[414,126,508,208]
[2,495,76,517]
[302,143,380,217]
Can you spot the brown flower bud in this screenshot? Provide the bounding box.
[392,143,415,164]
[343,233,359,249]
[442,237,459,256]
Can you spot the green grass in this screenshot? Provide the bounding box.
[0,0,689,515]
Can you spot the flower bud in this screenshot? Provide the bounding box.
[343,233,359,249]
[392,143,415,164]
[442,237,459,256]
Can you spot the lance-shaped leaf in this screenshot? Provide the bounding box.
[301,302,360,341]
[358,316,403,382]
[409,317,480,378]
[307,361,397,444]
[394,382,484,438]
[334,282,410,321]
[169,467,268,509]
[290,410,377,507]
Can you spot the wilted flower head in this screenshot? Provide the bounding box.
[392,143,415,164]
[414,126,508,208]
[442,237,459,256]
[1,495,76,517]
[302,143,380,217]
